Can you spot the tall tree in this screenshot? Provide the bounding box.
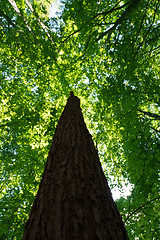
[0,0,159,239]
[23,92,129,239]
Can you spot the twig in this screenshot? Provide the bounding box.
[124,197,160,223]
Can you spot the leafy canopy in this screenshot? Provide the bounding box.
[0,0,160,239]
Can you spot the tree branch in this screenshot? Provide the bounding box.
[25,0,55,47]
[151,126,160,133]
[133,0,160,59]
[97,0,142,41]
[0,9,16,27]
[90,0,130,21]
[8,0,32,32]
[62,0,130,44]
[138,109,160,120]
[125,197,160,223]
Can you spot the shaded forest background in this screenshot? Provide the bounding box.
[0,0,160,239]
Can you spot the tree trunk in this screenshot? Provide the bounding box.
[23,92,129,240]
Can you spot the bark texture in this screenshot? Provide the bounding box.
[23,92,129,240]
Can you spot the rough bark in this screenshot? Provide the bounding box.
[23,92,129,240]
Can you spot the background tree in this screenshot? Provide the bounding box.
[0,0,159,239]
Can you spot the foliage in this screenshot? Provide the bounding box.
[0,0,160,239]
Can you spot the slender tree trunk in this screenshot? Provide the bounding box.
[23,92,129,240]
